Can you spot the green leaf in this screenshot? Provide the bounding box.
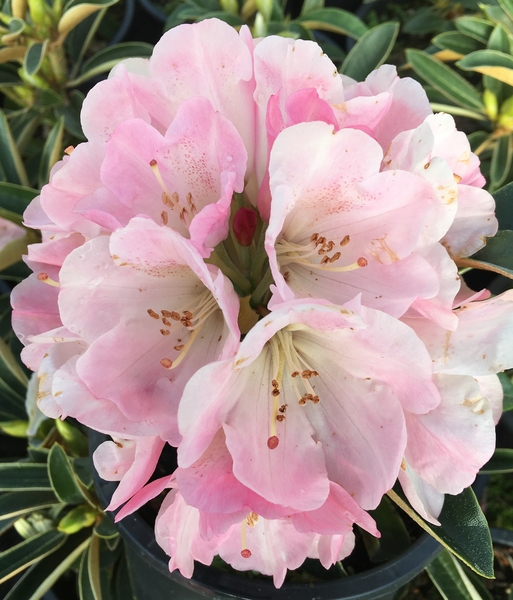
[458,230,513,279]
[23,40,48,77]
[499,371,513,410]
[427,549,491,600]
[480,448,513,473]
[58,504,97,533]
[492,181,513,229]
[94,515,118,539]
[457,50,513,86]
[300,0,323,16]
[38,116,64,188]
[432,31,485,56]
[48,443,92,504]
[55,88,85,140]
[0,336,29,392]
[79,533,101,600]
[58,0,118,40]
[0,463,52,491]
[66,9,107,78]
[0,110,29,187]
[482,4,513,31]
[0,491,61,520]
[404,6,445,35]
[406,49,484,111]
[67,41,153,87]
[0,529,67,584]
[364,495,410,562]
[488,24,511,54]
[4,531,91,600]
[498,0,513,22]
[455,17,494,44]
[490,133,513,189]
[388,487,494,578]
[341,22,399,81]
[296,8,368,39]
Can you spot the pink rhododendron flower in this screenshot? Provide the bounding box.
[10,15,513,586]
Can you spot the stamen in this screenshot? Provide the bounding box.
[161,211,169,226]
[37,273,60,287]
[276,238,367,273]
[147,309,159,319]
[160,358,173,369]
[340,235,350,246]
[160,329,170,336]
[149,160,174,201]
[241,520,252,558]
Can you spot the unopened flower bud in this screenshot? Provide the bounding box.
[255,0,272,22]
[252,11,267,37]
[233,207,257,247]
[58,504,97,534]
[483,89,498,122]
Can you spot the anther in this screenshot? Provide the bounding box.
[329,252,341,263]
[291,371,300,378]
[340,235,350,246]
[272,379,279,388]
[272,389,280,397]
[278,405,287,413]
[160,329,170,336]
[37,273,60,287]
[310,233,319,243]
[183,311,193,319]
[64,146,74,155]
[174,344,184,351]
[160,358,173,369]
[162,318,171,327]
[161,211,169,225]
[301,370,312,379]
[276,414,286,422]
[298,397,306,405]
[320,256,330,264]
[147,309,159,319]
[170,312,181,321]
[267,436,279,449]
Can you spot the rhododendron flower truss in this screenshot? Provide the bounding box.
[178,299,441,512]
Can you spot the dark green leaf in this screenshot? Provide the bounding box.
[490,134,513,189]
[4,530,91,600]
[0,111,29,187]
[427,549,492,600]
[455,17,494,44]
[0,463,52,491]
[0,64,23,86]
[0,529,67,584]
[404,7,445,35]
[48,443,92,504]
[38,117,64,188]
[481,448,513,473]
[66,10,106,76]
[296,8,368,39]
[482,4,513,31]
[37,88,64,107]
[364,495,410,562]
[55,89,85,140]
[498,0,513,22]
[457,50,513,86]
[499,372,513,410]
[432,31,485,55]
[94,514,118,539]
[388,487,494,578]
[406,49,484,111]
[23,40,48,77]
[460,230,513,279]
[488,24,510,54]
[300,0,323,16]
[73,457,94,488]
[79,546,96,600]
[0,491,61,519]
[67,42,154,87]
[341,21,399,80]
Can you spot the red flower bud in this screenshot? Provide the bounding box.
[233,207,257,247]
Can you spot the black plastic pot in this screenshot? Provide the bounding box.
[89,430,441,600]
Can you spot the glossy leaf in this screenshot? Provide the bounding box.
[23,40,47,77]
[0,529,67,584]
[482,4,513,31]
[427,549,490,600]
[58,0,118,39]
[79,533,101,600]
[457,230,513,279]
[1,18,25,44]
[38,117,64,188]
[0,463,51,491]
[66,10,107,76]
[488,24,510,55]
[67,42,153,87]
[455,17,494,44]
[480,448,513,473]
[296,8,368,39]
[388,487,494,578]
[58,504,97,533]
[300,0,323,16]
[406,49,484,111]
[341,22,399,81]
[54,88,85,140]
[94,515,118,539]
[490,134,513,189]
[0,111,29,187]
[48,443,92,505]
[0,491,61,520]
[498,0,513,22]
[457,50,513,86]
[432,31,484,55]
[4,531,91,600]
[499,372,513,411]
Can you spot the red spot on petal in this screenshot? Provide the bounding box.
[267,436,279,449]
[241,549,252,558]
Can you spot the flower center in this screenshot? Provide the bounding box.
[146,289,219,371]
[275,233,367,272]
[266,328,320,449]
[149,159,198,227]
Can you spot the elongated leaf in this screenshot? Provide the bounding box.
[94,515,118,539]
[341,22,399,81]
[493,181,513,230]
[5,531,91,600]
[38,117,64,188]
[455,17,494,44]
[488,24,510,54]
[67,42,153,87]
[0,529,67,584]
[388,487,494,578]
[432,32,484,55]
[490,133,513,189]
[48,443,92,504]
[499,372,513,410]
[300,0,323,15]
[79,533,101,600]
[0,335,29,392]
[427,549,488,600]
[482,4,513,31]
[58,0,118,39]
[66,9,107,77]
[1,17,25,44]
[296,8,368,39]
[498,0,513,22]
[0,463,51,491]
[0,491,60,520]
[457,50,513,86]
[0,111,29,187]
[23,40,47,77]
[406,49,484,111]
[457,230,513,278]
[480,448,513,473]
